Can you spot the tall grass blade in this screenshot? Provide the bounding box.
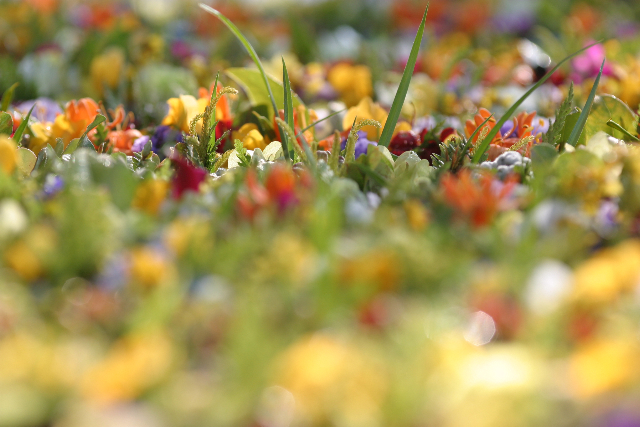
[378,4,429,148]
[472,41,603,162]
[566,59,605,147]
[282,58,295,160]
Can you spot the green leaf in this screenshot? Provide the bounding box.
[566,59,605,147]
[78,114,106,150]
[472,41,604,162]
[0,112,13,135]
[225,68,303,119]
[1,83,18,112]
[582,94,639,142]
[379,4,429,148]
[13,105,34,145]
[531,143,558,163]
[16,147,36,177]
[64,138,80,155]
[282,59,295,160]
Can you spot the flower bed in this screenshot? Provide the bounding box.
[2,1,640,426]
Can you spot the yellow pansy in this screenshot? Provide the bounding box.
[342,97,388,141]
[0,135,18,175]
[232,123,269,151]
[328,63,373,107]
[161,94,209,134]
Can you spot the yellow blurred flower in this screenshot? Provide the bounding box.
[232,123,269,151]
[404,199,429,231]
[90,47,125,96]
[129,247,169,289]
[569,338,639,399]
[274,334,386,426]
[342,97,388,141]
[573,240,640,303]
[328,63,373,107]
[82,332,173,404]
[4,225,56,282]
[338,249,400,291]
[0,135,18,175]
[131,179,170,215]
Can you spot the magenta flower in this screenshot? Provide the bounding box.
[571,42,614,83]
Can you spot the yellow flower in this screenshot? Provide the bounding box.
[573,240,640,303]
[0,135,18,175]
[569,338,639,399]
[342,97,388,141]
[129,247,169,289]
[274,334,386,426]
[131,179,170,215]
[161,94,209,133]
[404,199,429,231]
[232,123,269,150]
[90,47,125,95]
[328,63,373,107]
[82,332,173,404]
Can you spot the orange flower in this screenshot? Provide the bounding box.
[465,108,537,160]
[440,169,516,228]
[107,129,143,156]
[29,98,100,154]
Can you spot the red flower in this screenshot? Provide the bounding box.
[172,156,207,199]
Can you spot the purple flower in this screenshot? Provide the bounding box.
[132,135,150,153]
[16,98,62,123]
[341,131,377,158]
[42,175,64,198]
[152,125,184,158]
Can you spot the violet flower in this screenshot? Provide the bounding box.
[341,131,377,159]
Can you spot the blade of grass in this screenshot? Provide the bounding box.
[472,41,604,162]
[199,3,291,160]
[13,105,35,146]
[1,83,19,112]
[283,58,295,160]
[566,59,605,147]
[296,109,346,139]
[378,3,429,148]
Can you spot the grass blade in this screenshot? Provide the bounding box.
[463,113,494,154]
[296,108,346,139]
[472,40,604,162]
[199,3,291,160]
[13,105,35,146]
[282,58,295,160]
[607,120,640,142]
[1,83,18,112]
[566,59,605,147]
[378,4,429,148]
